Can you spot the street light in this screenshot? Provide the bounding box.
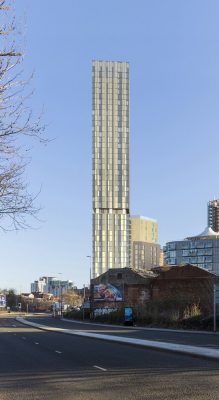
[58,272,63,318]
[86,255,92,285]
[82,284,85,321]
[86,255,92,319]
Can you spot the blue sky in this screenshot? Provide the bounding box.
[1,0,219,292]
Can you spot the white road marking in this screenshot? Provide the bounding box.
[34,342,39,345]
[22,337,26,340]
[17,316,219,361]
[14,333,16,336]
[55,350,62,354]
[93,365,107,371]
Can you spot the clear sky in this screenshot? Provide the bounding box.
[1,0,219,292]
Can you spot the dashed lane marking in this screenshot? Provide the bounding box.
[93,365,107,371]
[55,350,62,354]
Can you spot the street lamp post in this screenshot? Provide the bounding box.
[86,255,92,319]
[82,284,85,320]
[60,284,63,318]
[58,273,63,318]
[86,255,92,285]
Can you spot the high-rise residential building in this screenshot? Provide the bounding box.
[30,276,73,296]
[130,216,160,271]
[92,60,130,278]
[31,277,47,293]
[131,216,158,244]
[208,199,219,232]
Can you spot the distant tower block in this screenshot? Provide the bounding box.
[208,199,219,232]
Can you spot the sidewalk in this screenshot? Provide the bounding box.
[17,316,219,361]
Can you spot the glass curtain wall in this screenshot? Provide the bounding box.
[92,60,130,278]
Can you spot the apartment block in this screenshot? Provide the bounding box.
[92,60,130,278]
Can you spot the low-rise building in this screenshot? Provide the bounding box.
[91,267,156,312]
[152,264,219,315]
[91,264,219,318]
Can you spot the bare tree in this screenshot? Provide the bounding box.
[0,0,46,230]
[62,289,83,309]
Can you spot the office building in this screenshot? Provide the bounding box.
[31,276,73,296]
[164,227,219,274]
[208,199,219,232]
[131,216,161,271]
[31,277,47,293]
[92,60,130,278]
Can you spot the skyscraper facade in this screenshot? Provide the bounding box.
[208,199,219,232]
[92,60,130,278]
[131,216,158,244]
[130,216,160,271]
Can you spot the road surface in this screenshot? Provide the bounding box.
[0,315,219,400]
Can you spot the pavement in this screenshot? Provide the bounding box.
[17,316,219,361]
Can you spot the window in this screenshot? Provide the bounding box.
[168,243,176,250]
[204,256,212,262]
[196,241,205,249]
[188,249,197,256]
[190,257,198,264]
[205,248,213,255]
[180,242,190,250]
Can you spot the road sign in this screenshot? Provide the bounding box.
[0,295,6,308]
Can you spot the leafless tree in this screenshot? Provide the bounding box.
[0,0,46,230]
[62,289,83,309]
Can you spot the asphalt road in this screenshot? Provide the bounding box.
[1,315,219,400]
[28,314,219,349]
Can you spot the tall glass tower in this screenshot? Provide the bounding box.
[92,60,130,278]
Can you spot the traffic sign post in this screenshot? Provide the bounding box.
[213,285,219,332]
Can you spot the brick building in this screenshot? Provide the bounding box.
[91,268,156,311]
[152,264,219,315]
[91,265,219,317]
